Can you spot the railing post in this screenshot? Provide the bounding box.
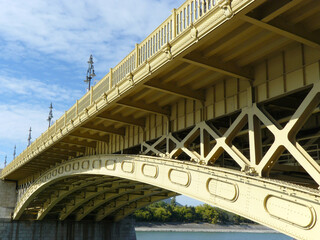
[135,43,139,68]
[109,68,113,89]
[172,8,177,39]
[64,111,67,127]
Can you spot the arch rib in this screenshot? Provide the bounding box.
[62,182,147,221]
[95,188,167,221]
[13,154,320,240]
[58,180,131,220]
[37,177,111,220]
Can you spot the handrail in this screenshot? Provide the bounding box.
[2,0,217,178]
[112,49,136,87]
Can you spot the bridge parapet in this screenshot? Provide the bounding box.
[1,0,253,179]
[0,170,16,221]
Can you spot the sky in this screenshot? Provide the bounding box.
[0,0,203,206]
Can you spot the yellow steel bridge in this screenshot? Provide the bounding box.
[2,0,320,239]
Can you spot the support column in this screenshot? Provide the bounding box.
[0,174,17,221]
[0,218,136,240]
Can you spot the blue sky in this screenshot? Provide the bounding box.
[0,0,203,206]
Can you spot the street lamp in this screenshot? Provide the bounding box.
[47,103,53,128]
[13,145,16,160]
[28,127,32,146]
[84,54,96,91]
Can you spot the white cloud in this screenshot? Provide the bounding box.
[0,71,81,160]
[0,0,185,66]
[0,74,82,103]
[0,102,64,166]
[0,103,64,143]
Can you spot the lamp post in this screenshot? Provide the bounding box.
[4,155,7,167]
[47,103,53,128]
[84,54,96,91]
[28,127,32,147]
[13,145,16,160]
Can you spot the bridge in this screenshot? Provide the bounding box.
[1,0,320,239]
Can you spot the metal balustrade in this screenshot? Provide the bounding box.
[92,75,110,102]
[112,50,136,87]
[66,106,76,123]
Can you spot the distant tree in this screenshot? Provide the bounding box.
[231,214,253,224]
[182,206,195,222]
[170,197,177,206]
[153,207,171,222]
[195,204,219,224]
[232,215,242,225]
[214,208,229,224]
[133,201,254,225]
[134,209,152,221]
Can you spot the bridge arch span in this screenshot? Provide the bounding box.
[14,154,320,240]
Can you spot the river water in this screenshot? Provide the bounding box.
[136,231,292,240]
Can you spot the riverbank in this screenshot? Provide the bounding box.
[135,222,277,233]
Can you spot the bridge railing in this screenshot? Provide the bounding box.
[138,15,173,65]
[78,91,91,114]
[111,50,136,87]
[137,0,214,65]
[92,74,110,102]
[2,0,217,177]
[175,0,214,36]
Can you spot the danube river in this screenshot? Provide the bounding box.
[136,232,292,240]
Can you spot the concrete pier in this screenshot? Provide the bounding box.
[0,218,136,240]
[0,174,17,221]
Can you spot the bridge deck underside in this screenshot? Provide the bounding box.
[18,174,175,222]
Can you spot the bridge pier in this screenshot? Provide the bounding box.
[0,177,16,221]
[0,218,136,240]
[0,177,136,240]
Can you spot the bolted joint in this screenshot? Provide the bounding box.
[217,0,234,19]
[126,72,134,85]
[84,107,89,115]
[190,23,199,42]
[162,43,173,60]
[199,160,206,165]
[244,166,258,176]
[103,93,109,103]
[145,61,151,75]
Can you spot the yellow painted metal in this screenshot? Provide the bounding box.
[2,0,320,239]
[13,154,320,240]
